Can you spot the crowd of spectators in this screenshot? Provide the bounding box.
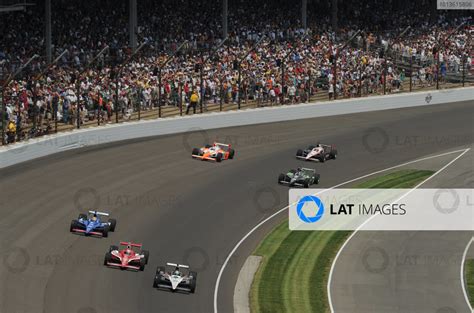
[0,0,472,143]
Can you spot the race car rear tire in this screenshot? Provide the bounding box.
[278,174,285,184]
[78,213,87,220]
[142,250,150,264]
[102,225,109,238]
[296,149,303,157]
[216,153,223,162]
[189,271,198,293]
[109,245,118,252]
[330,149,338,159]
[228,149,235,159]
[315,176,320,184]
[108,218,117,232]
[192,148,200,156]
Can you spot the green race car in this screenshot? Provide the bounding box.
[278,167,320,188]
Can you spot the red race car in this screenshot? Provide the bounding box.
[191,142,235,162]
[103,242,149,271]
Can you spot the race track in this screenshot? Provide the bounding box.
[0,100,473,313]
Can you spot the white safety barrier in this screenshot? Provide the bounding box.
[1,87,473,168]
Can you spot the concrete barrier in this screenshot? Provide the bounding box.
[1,87,473,168]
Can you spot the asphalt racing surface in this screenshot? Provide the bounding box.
[0,100,473,313]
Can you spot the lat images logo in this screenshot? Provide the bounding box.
[296,195,325,223]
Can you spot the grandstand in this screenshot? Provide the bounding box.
[0,0,472,145]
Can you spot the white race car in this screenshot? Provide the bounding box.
[296,143,337,162]
[153,263,197,293]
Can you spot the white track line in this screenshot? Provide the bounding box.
[461,237,474,313]
[213,148,469,313]
[327,147,470,313]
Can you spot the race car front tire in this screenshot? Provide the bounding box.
[228,149,235,159]
[69,220,76,232]
[278,174,285,184]
[108,218,117,231]
[104,253,111,266]
[303,181,310,188]
[330,149,338,159]
[296,149,303,157]
[216,153,223,162]
[139,258,146,271]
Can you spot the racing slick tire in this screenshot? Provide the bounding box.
[216,153,223,162]
[319,154,326,163]
[330,149,338,159]
[228,149,235,159]
[104,252,112,266]
[102,225,110,238]
[139,258,146,271]
[303,180,310,188]
[108,218,117,232]
[296,149,303,157]
[69,220,77,232]
[192,148,200,156]
[278,174,285,184]
[78,213,87,220]
[189,271,198,293]
[314,175,320,184]
[142,250,150,264]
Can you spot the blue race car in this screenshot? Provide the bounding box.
[70,210,117,237]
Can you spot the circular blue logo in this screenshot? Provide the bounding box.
[296,195,324,223]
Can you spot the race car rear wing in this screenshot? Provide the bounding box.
[167,262,190,269]
[214,142,230,147]
[88,210,110,216]
[301,167,316,173]
[120,242,142,248]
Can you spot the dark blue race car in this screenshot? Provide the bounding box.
[70,210,117,237]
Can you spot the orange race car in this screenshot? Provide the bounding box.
[191,142,235,162]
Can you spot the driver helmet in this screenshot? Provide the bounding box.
[91,214,98,221]
[173,267,181,276]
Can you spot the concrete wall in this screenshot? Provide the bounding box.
[1,87,472,168]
